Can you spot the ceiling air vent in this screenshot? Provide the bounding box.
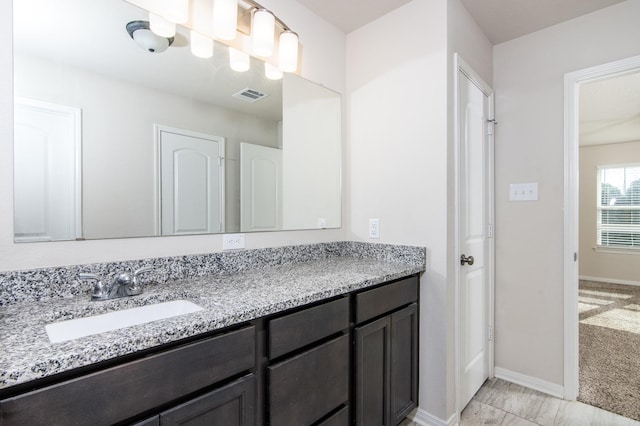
[232,88,268,103]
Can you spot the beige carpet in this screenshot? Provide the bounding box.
[578,280,640,421]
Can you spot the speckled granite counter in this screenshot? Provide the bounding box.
[0,242,425,392]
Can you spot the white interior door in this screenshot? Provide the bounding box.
[14,98,81,242]
[240,143,282,232]
[157,126,224,235]
[457,57,494,410]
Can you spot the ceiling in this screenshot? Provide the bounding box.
[580,71,640,147]
[297,0,626,44]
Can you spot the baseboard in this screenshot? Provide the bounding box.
[579,275,640,287]
[494,367,564,398]
[410,408,457,426]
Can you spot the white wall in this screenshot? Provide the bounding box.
[493,0,640,387]
[579,140,640,284]
[0,0,346,271]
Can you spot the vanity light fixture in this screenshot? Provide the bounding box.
[213,0,239,40]
[278,30,299,73]
[229,47,250,72]
[163,0,189,24]
[251,8,275,57]
[264,62,283,80]
[140,0,300,75]
[190,30,214,58]
[126,21,174,54]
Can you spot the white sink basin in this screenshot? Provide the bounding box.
[45,300,204,343]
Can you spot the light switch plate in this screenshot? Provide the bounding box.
[509,182,538,201]
[223,233,245,250]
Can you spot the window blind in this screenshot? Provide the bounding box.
[597,165,640,248]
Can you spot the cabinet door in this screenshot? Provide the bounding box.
[390,304,418,424]
[159,374,255,426]
[355,316,391,426]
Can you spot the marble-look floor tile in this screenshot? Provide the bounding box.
[502,413,540,425]
[554,400,640,426]
[479,379,560,425]
[461,399,508,425]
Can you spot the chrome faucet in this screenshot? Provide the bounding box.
[79,267,153,301]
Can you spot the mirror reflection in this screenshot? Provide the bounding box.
[13,0,341,242]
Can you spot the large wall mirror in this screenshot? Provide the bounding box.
[13,0,341,242]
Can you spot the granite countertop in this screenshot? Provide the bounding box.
[0,256,423,392]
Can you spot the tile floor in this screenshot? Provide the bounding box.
[402,377,640,425]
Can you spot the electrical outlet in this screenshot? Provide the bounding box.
[223,233,245,250]
[369,219,380,239]
[318,218,327,229]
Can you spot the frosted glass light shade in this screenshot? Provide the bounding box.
[265,62,283,80]
[164,0,189,24]
[251,9,275,57]
[278,31,298,73]
[191,31,214,58]
[149,13,176,37]
[229,48,250,72]
[213,0,238,40]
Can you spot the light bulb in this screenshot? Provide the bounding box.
[265,62,283,80]
[229,48,250,72]
[164,0,189,24]
[251,9,275,57]
[191,31,214,58]
[278,31,298,73]
[213,0,238,41]
[149,12,176,38]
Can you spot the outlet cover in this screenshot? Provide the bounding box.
[369,219,380,239]
[223,233,245,250]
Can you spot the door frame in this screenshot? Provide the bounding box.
[453,53,496,417]
[563,54,640,401]
[154,124,225,236]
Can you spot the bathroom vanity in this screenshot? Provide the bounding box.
[0,242,424,425]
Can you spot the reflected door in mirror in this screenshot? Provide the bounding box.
[14,98,81,242]
[158,126,225,235]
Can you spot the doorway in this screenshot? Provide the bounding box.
[454,54,496,415]
[564,54,640,403]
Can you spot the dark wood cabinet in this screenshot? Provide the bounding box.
[267,297,350,426]
[159,374,255,425]
[354,276,419,426]
[0,274,420,426]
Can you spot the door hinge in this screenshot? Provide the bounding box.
[574,252,578,262]
[488,325,494,341]
[487,224,494,238]
[217,156,224,167]
[487,119,497,136]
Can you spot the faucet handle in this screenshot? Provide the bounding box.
[130,266,153,294]
[79,272,108,300]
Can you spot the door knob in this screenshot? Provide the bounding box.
[460,254,474,266]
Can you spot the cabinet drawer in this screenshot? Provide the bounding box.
[269,297,349,359]
[159,374,255,425]
[355,275,418,324]
[268,334,349,426]
[0,326,255,426]
[318,406,349,426]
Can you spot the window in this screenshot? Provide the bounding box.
[597,165,640,248]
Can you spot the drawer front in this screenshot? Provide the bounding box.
[159,374,255,426]
[269,297,349,359]
[318,406,349,426]
[355,275,418,324]
[0,326,255,426]
[268,334,349,426]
